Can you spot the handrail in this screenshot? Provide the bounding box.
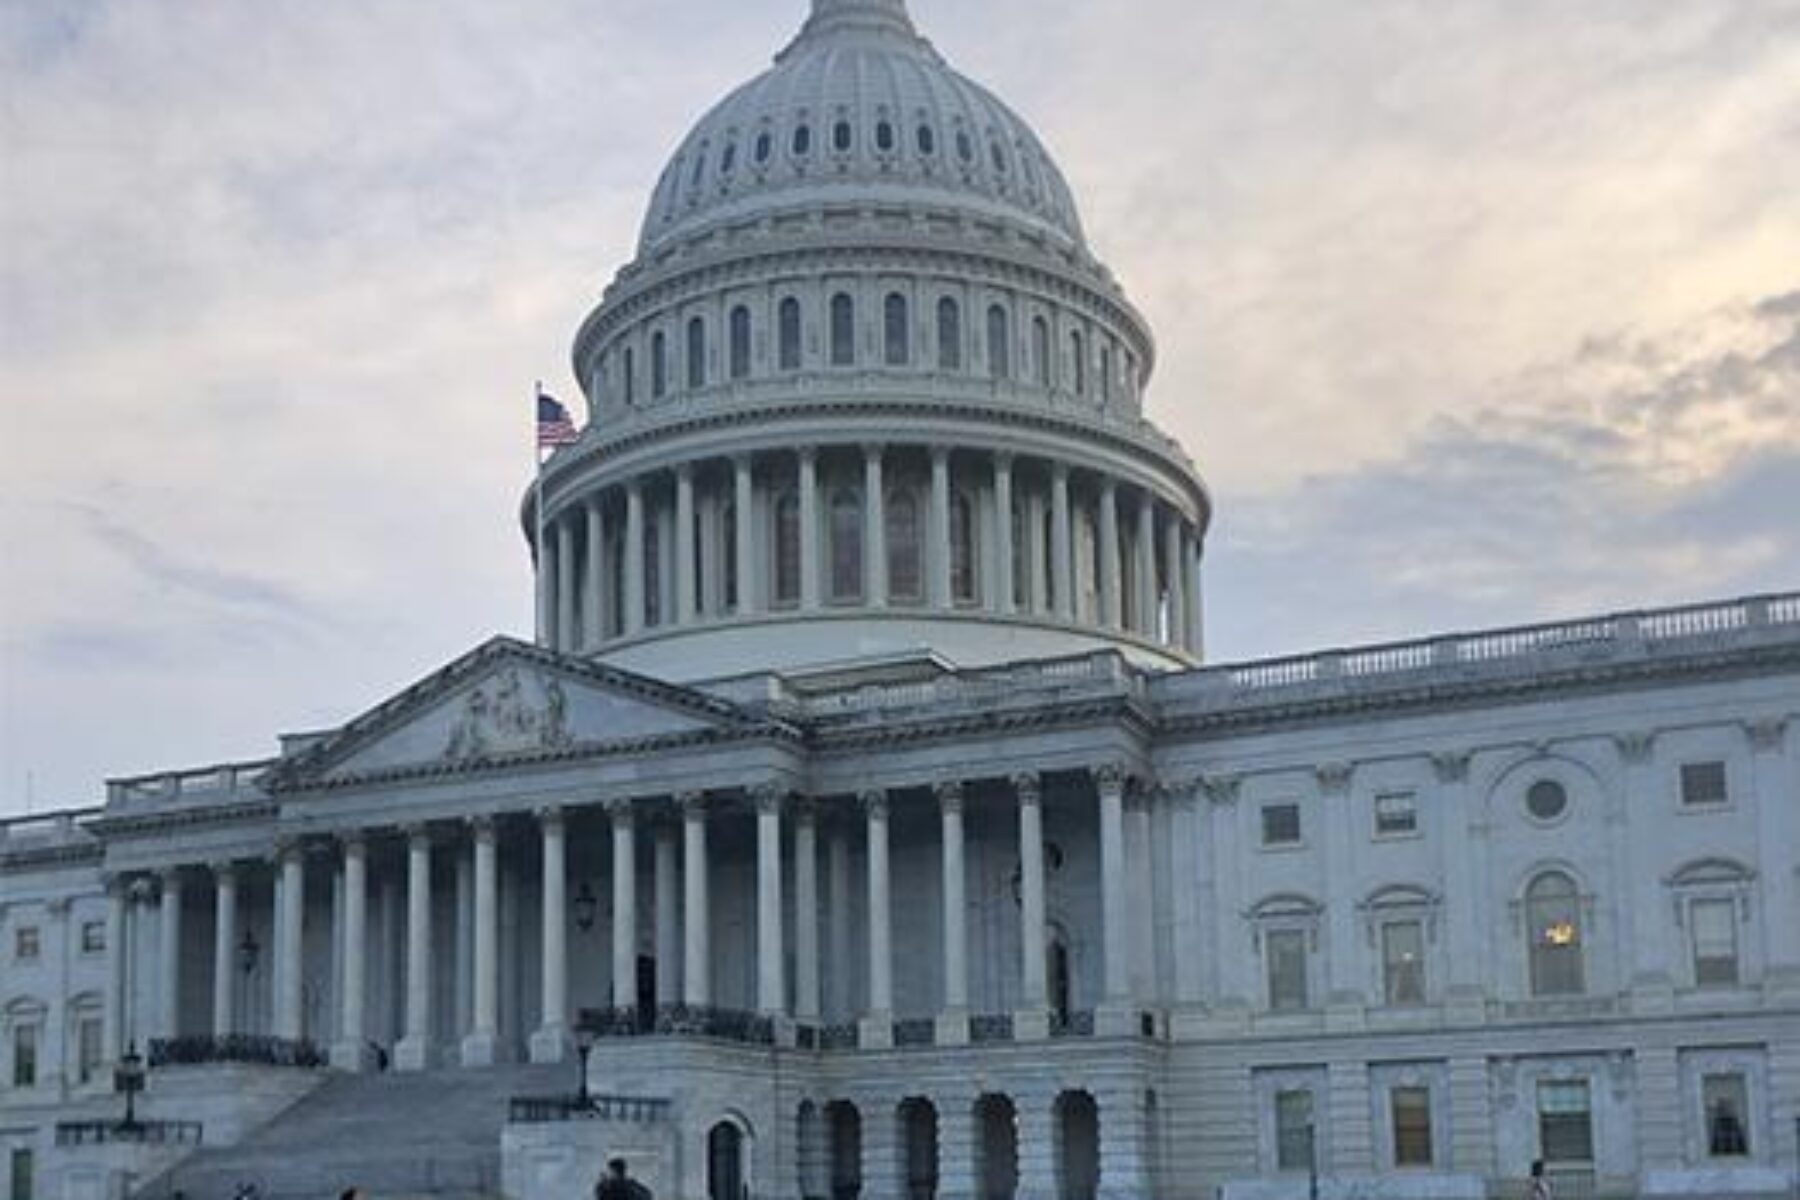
[56,1120,203,1147]
[510,1094,671,1124]
[149,1035,325,1070]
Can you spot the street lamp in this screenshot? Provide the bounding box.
[573,883,598,934]
[573,1024,596,1110]
[114,1042,146,1132]
[238,928,261,976]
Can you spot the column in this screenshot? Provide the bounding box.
[1098,480,1121,628]
[754,786,787,1015]
[793,802,821,1022]
[395,828,432,1070]
[610,801,638,1012]
[453,847,472,1036]
[1164,516,1188,651]
[1317,764,1363,1012]
[1096,766,1130,1008]
[929,446,952,608]
[1125,789,1155,1004]
[158,870,184,1041]
[675,465,697,625]
[624,479,646,635]
[828,822,853,1019]
[993,454,1015,615]
[654,824,680,1009]
[936,1089,980,1200]
[585,498,607,646]
[103,880,127,1061]
[1184,531,1205,655]
[1026,488,1049,613]
[1750,718,1799,998]
[277,846,305,1042]
[734,455,759,615]
[531,809,569,1062]
[556,516,578,650]
[1050,462,1072,620]
[799,447,821,610]
[212,865,238,1038]
[864,445,888,608]
[333,836,371,1070]
[1135,495,1157,636]
[681,793,711,1007]
[1016,775,1048,1020]
[535,491,555,647]
[862,790,893,1044]
[1168,784,1204,1008]
[462,817,499,1065]
[937,782,969,1038]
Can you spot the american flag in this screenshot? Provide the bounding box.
[536,391,579,448]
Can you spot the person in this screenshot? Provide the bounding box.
[595,1157,652,1200]
[1527,1159,1554,1200]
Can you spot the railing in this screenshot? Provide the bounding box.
[107,759,274,805]
[817,1024,860,1051]
[892,1019,935,1048]
[969,1014,1014,1044]
[509,1094,671,1125]
[148,1035,326,1070]
[577,1005,775,1046]
[56,1120,203,1147]
[1049,1010,1094,1038]
[802,651,1134,718]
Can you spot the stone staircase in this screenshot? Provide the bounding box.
[136,1063,570,1200]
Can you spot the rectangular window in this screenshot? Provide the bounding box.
[1391,1087,1434,1167]
[1702,1073,1750,1157]
[1680,761,1729,807]
[1690,899,1740,986]
[1374,791,1418,837]
[1537,1080,1593,1164]
[10,1148,33,1200]
[77,1018,103,1084]
[1274,1089,1315,1172]
[81,920,106,954]
[1261,802,1302,847]
[13,927,39,961]
[1266,929,1309,1011]
[12,1025,38,1089]
[1381,920,1427,1006]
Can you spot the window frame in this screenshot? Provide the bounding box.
[13,926,40,962]
[80,920,105,955]
[1274,1089,1316,1173]
[1390,1086,1434,1168]
[1259,802,1303,849]
[1523,870,1586,998]
[1381,919,1428,1007]
[828,487,865,605]
[1373,790,1419,839]
[830,293,857,367]
[1678,760,1730,809]
[1702,1072,1751,1159]
[1536,1078,1595,1166]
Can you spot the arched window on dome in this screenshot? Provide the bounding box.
[916,124,937,157]
[1031,316,1052,387]
[1069,329,1087,397]
[875,120,896,154]
[779,298,803,371]
[987,304,1012,381]
[687,317,707,391]
[884,294,910,367]
[729,306,752,381]
[722,500,739,612]
[951,489,979,605]
[644,510,663,628]
[990,139,1008,175]
[937,298,962,371]
[754,131,773,166]
[1525,870,1585,997]
[886,489,923,605]
[830,293,856,367]
[1100,341,1114,403]
[833,119,853,154]
[830,488,864,603]
[793,124,813,158]
[623,346,636,407]
[690,150,707,188]
[720,142,737,176]
[956,129,975,165]
[651,331,668,400]
[773,492,801,609]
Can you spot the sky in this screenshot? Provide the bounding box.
[2,0,1797,816]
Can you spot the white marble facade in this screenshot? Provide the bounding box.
[4,2,1798,1199]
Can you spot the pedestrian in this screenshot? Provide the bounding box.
[595,1157,652,1200]
[1527,1159,1553,1200]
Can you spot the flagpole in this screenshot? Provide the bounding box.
[534,380,547,648]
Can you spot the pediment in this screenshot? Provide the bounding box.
[268,638,760,789]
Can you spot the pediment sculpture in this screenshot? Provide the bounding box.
[444,668,572,763]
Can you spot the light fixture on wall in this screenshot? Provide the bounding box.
[573,882,598,933]
[238,928,261,975]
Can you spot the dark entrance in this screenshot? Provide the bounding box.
[708,1121,745,1200]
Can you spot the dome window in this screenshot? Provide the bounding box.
[729,306,752,381]
[830,293,857,367]
[987,304,1012,381]
[917,125,937,156]
[793,124,813,157]
[1032,316,1052,387]
[720,142,737,176]
[876,121,896,153]
[623,346,636,407]
[886,490,923,605]
[990,140,1008,175]
[833,119,854,153]
[955,130,974,164]
[651,331,668,400]
[778,298,803,371]
[773,493,801,608]
[754,132,773,165]
[884,294,910,367]
[691,151,707,187]
[830,488,865,603]
[1070,329,1087,396]
[686,317,707,390]
[936,298,962,371]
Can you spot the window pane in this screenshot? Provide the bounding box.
[774,495,800,606]
[1703,1074,1750,1157]
[1537,1081,1593,1164]
[1375,792,1418,836]
[1681,761,1728,806]
[1032,317,1051,385]
[830,490,864,603]
[643,514,663,626]
[937,298,962,371]
[884,294,909,366]
[1527,873,1584,996]
[687,317,706,389]
[1070,329,1086,395]
[886,492,923,603]
[831,294,856,366]
[10,1149,33,1200]
[82,921,106,954]
[1262,803,1301,846]
[1275,1091,1315,1171]
[78,1018,102,1084]
[1691,899,1739,986]
[1267,929,1309,1011]
[729,306,751,380]
[1382,921,1427,1006]
[951,491,977,604]
[15,927,40,959]
[987,305,1010,380]
[652,331,667,398]
[14,1025,37,1087]
[779,298,802,370]
[1391,1087,1433,1167]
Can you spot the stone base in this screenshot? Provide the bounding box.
[460,1030,499,1068]
[1443,985,1486,1027]
[529,1024,569,1064]
[858,1014,894,1050]
[393,1035,432,1072]
[329,1039,378,1073]
[1094,1004,1138,1038]
[1013,1007,1050,1042]
[934,1010,970,1046]
[1629,973,1677,1015]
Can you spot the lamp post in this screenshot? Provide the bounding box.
[1305,1121,1319,1200]
[573,882,598,934]
[574,1024,596,1110]
[114,1042,146,1132]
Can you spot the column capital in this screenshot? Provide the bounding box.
[1051,459,1070,482]
[1315,762,1353,795]
[1011,772,1042,806]
[468,814,498,841]
[862,441,886,462]
[929,444,951,466]
[676,461,694,482]
[790,795,819,825]
[861,789,889,820]
[994,450,1014,470]
[401,824,433,849]
[159,867,185,891]
[1158,777,1202,808]
[797,443,819,464]
[1099,476,1118,498]
[274,835,308,863]
[535,804,565,829]
[732,451,755,473]
[936,781,965,815]
[1123,783,1152,815]
[1745,717,1788,753]
[751,783,786,816]
[1612,732,1656,764]
[606,797,636,824]
[1431,750,1473,784]
[208,860,239,880]
[1201,773,1242,807]
[335,828,369,852]
[677,791,709,819]
[1091,762,1129,797]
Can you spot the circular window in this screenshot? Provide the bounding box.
[1526,780,1569,822]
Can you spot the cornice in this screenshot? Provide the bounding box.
[806,691,1152,755]
[0,842,104,872]
[87,800,280,841]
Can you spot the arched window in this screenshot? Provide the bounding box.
[937,297,962,371]
[875,120,895,153]
[622,346,636,407]
[729,305,751,381]
[987,304,1011,380]
[722,501,739,611]
[686,316,706,390]
[754,131,773,165]
[916,124,936,156]
[830,293,856,367]
[1032,316,1051,386]
[773,492,801,607]
[833,119,853,153]
[720,141,737,176]
[1070,329,1087,396]
[830,488,864,602]
[1526,871,1585,996]
[643,512,663,628]
[884,293,910,366]
[793,124,813,157]
[651,330,667,399]
[1100,341,1114,402]
[779,297,802,371]
[951,489,978,604]
[886,489,923,604]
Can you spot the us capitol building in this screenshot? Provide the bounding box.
[3,2,1797,1198]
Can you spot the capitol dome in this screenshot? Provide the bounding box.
[531,0,1211,681]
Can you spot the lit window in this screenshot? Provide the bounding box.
[1391,1087,1433,1167]
[1702,1074,1750,1157]
[884,294,910,366]
[1274,1090,1315,1171]
[12,1024,37,1088]
[936,298,962,370]
[1374,792,1418,837]
[14,927,40,961]
[986,305,1011,380]
[1266,928,1309,1011]
[686,316,707,390]
[886,491,923,604]
[1690,898,1739,986]
[1537,1080,1593,1164]
[1526,779,1569,821]
[1382,920,1427,1006]
[80,921,105,954]
[830,489,864,603]
[830,293,856,366]
[729,306,751,381]
[1526,872,1585,996]
[1680,761,1728,807]
[778,298,802,371]
[1261,803,1301,847]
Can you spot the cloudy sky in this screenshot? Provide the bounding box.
[3,0,1797,816]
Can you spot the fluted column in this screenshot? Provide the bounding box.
[1015,774,1048,1022]
[461,817,499,1065]
[333,836,371,1070]
[277,846,305,1042]
[1098,480,1121,628]
[864,445,888,608]
[753,786,787,1015]
[585,498,606,646]
[103,880,127,1062]
[937,782,969,1033]
[929,446,953,608]
[681,793,711,1006]
[1125,788,1155,1003]
[994,453,1015,615]
[624,480,646,636]
[535,494,555,647]
[862,789,893,1044]
[1185,531,1205,656]
[556,517,578,651]
[1096,766,1130,1007]
[1135,495,1157,636]
[1164,515,1187,651]
[1051,463,1073,620]
[1168,785,1204,1008]
[675,465,697,625]
[793,801,821,1022]
[395,828,433,1071]
[827,822,853,1019]
[610,801,638,1012]
[799,447,821,610]
[158,870,184,1041]
[734,455,759,615]
[531,809,569,1062]
[211,865,238,1039]
[654,824,680,1009]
